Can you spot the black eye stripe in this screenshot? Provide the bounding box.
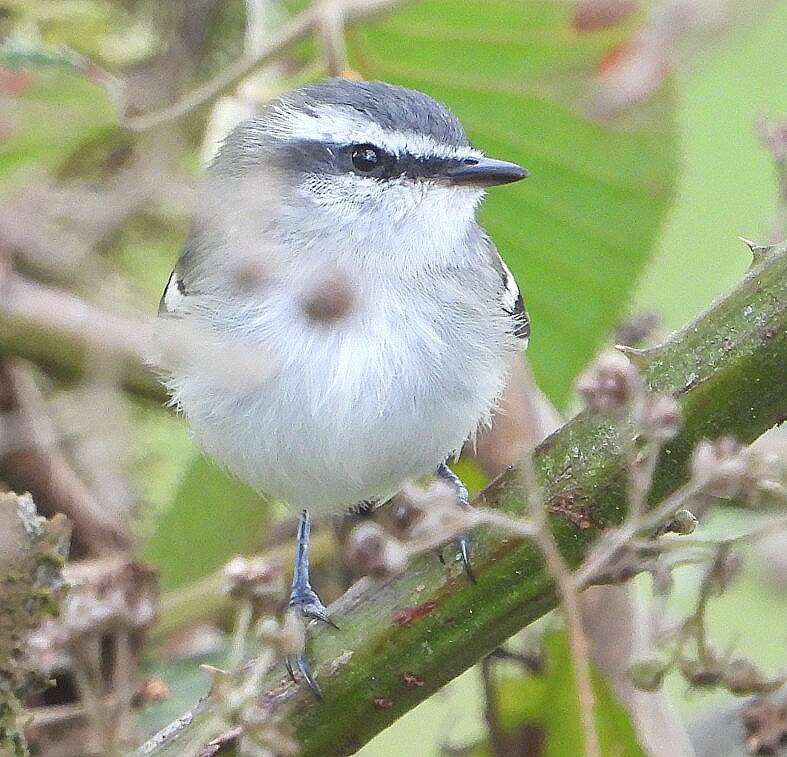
[351,144,383,172]
[279,138,471,181]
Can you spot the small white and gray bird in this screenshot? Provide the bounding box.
[158,78,529,694]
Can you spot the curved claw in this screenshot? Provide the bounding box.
[458,534,476,584]
[285,653,323,700]
[435,462,476,583]
[298,599,340,630]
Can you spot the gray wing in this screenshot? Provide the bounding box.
[480,232,530,346]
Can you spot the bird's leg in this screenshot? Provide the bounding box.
[436,462,476,584]
[286,509,336,699]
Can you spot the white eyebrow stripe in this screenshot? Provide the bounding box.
[268,103,483,161]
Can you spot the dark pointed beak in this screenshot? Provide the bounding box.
[443,157,528,187]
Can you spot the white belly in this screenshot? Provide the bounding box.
[170,275,515,514]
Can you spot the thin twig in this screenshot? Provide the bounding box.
[575,478,706,591]
[480,655,508,757]
[134,697,211,756]
[124,0,407,132]
[519,451,601,757]
[0,361,130,555]
[317,1,350,76]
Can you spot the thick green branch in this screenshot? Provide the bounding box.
[144,243,786,756]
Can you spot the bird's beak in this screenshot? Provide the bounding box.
[443,157,528,187]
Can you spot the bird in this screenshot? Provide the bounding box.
[158,77,529,696]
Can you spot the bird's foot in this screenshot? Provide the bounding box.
[289,584,337,629]
[437,533,476,584]
[285,509,337,699]
[284,652,322,700]
[436,462,477,584]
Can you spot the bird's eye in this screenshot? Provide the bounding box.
[351,144,382,172]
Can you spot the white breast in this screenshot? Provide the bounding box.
[169,265,516,514]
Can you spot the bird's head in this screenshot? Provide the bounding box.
[209,79,527,262]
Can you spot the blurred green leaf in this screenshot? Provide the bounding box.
[0,44,118,190]
[143,454,273,591]
[542,631,644,757]
[350,0,679,406]
[137,648,225,740]
[456,632,645,756]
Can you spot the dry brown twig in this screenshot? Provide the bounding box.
[124,0,408,131]
[519,450,602,757]
[0,360,129,556]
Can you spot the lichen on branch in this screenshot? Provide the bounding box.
[0,492,70,756]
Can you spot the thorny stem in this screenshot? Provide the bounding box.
[137,243,786,756]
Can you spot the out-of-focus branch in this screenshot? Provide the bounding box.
[0,274,167,404]
[139,244,787,756]
[521,451,601,757]
[124,0,409,131]
[581,584,697,757]
[755,116,787,244]
[470,356,562,478]
[152,529,338,643]
[0,361,130,556]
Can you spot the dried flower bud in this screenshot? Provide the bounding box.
[724,658,768,696]
[254,612,305,660]
[222,556,283,603]
[628,658,669,691]
[709,549,742,594]
[302,271,356,323]
[745,446,787,504]
[133,678,171,707]
[577,350,642,414]
[389,493,425,537]
[659,509,698,536]
[389,480,460,540]
[636,395,681,441]
[690,437,749,498]
[345,522,408,579]
[742,696,787,755]
[572,0,637,33]
[679,657,723,688]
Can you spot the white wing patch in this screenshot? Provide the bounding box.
[498,258,530,348]
[159,270,186,315]
[499,258,520,313]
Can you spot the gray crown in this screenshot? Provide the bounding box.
[210,79,470,177]
[279,78,469,147]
